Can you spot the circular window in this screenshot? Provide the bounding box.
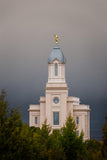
[53,97,59,104]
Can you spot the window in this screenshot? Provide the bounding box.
[76,117,79,124]
[53,97,59,104]
[35,117,38,124]
[77,131,79,136]
[53,112,59,125]
[55,63,58,76]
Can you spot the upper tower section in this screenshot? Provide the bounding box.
[46,35,67,87]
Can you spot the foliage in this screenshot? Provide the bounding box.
[0,90,34,160]
[48,129,66,160]
[102,115,107,159]
[84,139,103,160]
[0,89,9,127]
[61,115,85,160]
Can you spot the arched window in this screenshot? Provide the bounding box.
[55,63,58,76]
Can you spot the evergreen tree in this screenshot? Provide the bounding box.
[0,89,9,127]
[0,90,34,160]
[48,129,66,160]
[0,90,21,159]
[85,139,102,160]
[61,115,85,160]
[102,115,107,159]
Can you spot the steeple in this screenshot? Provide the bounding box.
[46,36,67,87]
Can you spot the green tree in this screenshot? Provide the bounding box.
[85,139,102,160]
[0,89,9,127]
[61,115,85,160]
[0,90,36,160]
[0,90,22,159]
[31,121,51,160]
[102,115,107,159]
[48,129,66,160]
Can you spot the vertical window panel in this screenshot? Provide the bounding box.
[35,117,38,124]
[55,63,58,76]
[53,112,59,125]
[76,117,79,124]
[77,131,79,136]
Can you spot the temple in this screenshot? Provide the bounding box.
[28,37,90,140]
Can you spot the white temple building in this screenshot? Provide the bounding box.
[29,36,90,140]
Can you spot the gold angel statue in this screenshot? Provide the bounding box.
[54,34,58,44]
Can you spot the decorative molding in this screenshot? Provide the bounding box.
[28,109,40,111]
[73,109,90,111]
[45,87,68,90]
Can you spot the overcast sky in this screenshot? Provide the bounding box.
[0,0,107,140]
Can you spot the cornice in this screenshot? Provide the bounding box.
[73,109,90,111]
[45,87,68,90]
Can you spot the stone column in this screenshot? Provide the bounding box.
[40,97,45,128]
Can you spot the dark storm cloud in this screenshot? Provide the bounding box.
[0,0,107,140]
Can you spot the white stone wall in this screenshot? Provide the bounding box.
[73,105,90,140]
[45,88,68,129]
[40,97,46,128]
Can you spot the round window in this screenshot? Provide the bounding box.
[53,97,59,104]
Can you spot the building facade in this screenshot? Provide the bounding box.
[29,39,90,140]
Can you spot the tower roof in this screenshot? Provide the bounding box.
[48,45,66,63]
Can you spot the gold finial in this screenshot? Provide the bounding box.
[54,34,58,44]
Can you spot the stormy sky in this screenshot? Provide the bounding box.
[0,0,107,140]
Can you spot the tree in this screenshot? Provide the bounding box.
[0,90,35,160]
[85,139,102,160]
[48,129,66,160]
[0,89,9,127]
[0,90,24,159]
[61,115,85,160]
[102,115,107,159]
[29,121,51,160]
